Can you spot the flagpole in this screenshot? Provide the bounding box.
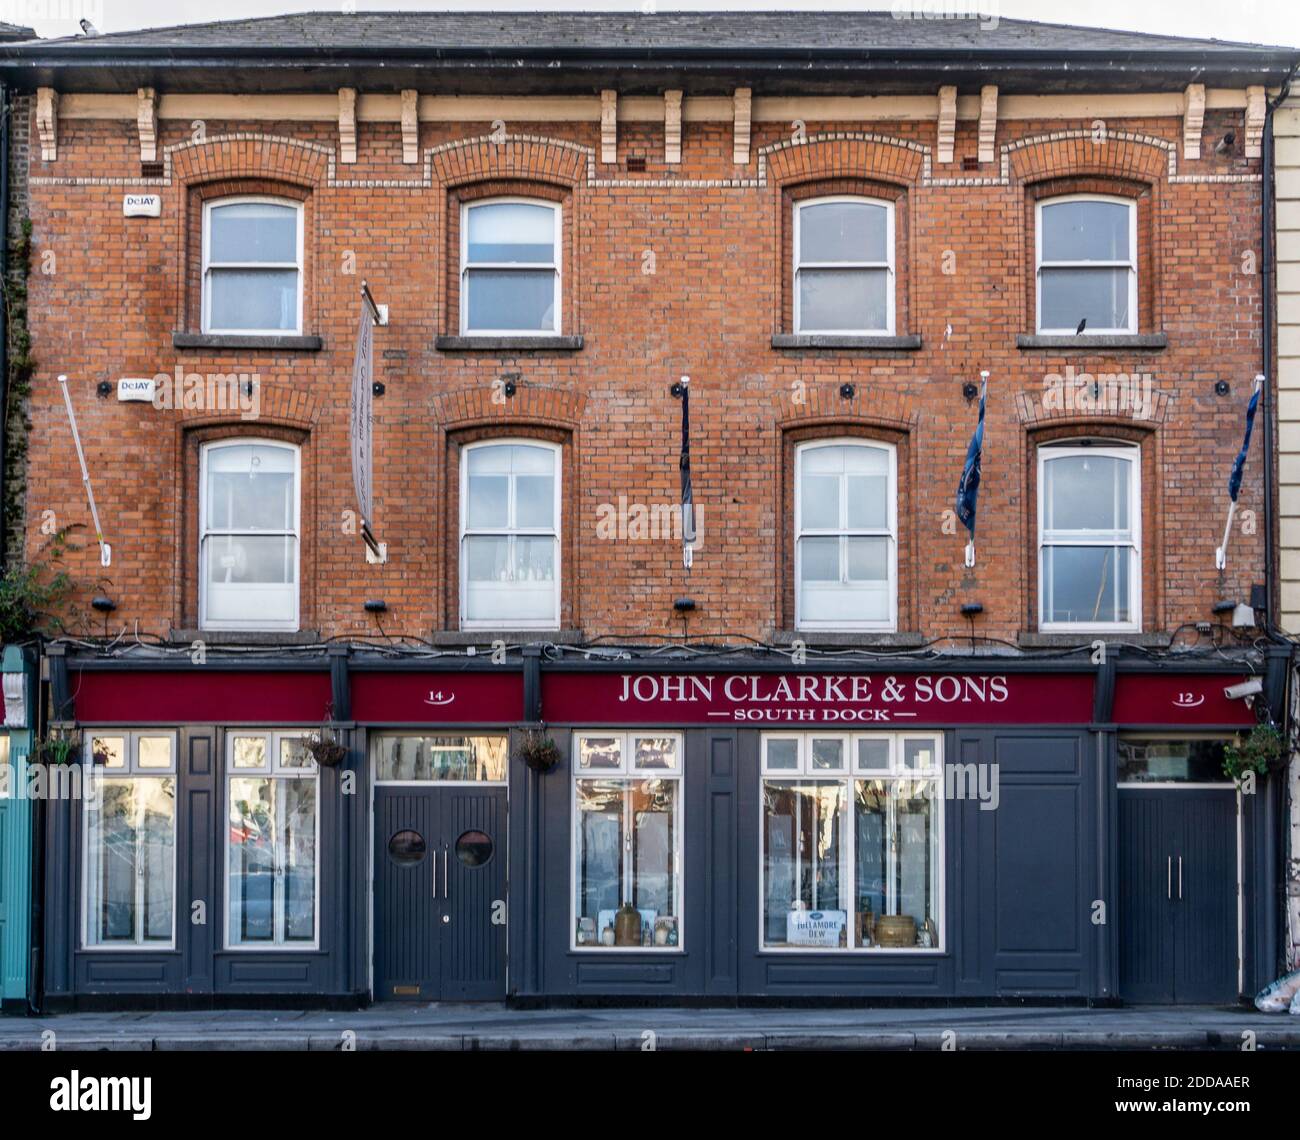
[964,370,988,569]
[1216,373,1264,570]
[57,375,111,567]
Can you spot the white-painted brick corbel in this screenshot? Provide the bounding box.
[601,90,618,164]
[937,85,957,164]
[1182,83,1205,160]
[36,87,57,162]
[664,90,683,164]
[338,87,357,165]
[136,87,158,163]
[733,87,752,165]
[1245,85,1266,158]
[978,85,998,164]
[400,90,419,164]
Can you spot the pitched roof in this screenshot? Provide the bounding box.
[1,10,1294,95]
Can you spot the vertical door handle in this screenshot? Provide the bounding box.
[443,847,449,900]
[1178,856,1183,900]
[431,849,437,898]
[1167,856,1172,899]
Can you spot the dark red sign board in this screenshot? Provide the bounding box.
[350,671,522,723]
[73,670,333,724]
[1111,673,1257,726]
[541,671,1096,726]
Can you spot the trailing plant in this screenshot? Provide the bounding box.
[1223,723,1285,781]
[4,216,34,568]
[302,726,348,768]
[0,526,78,642]
[34,726,80,766]
[518,727,561,774]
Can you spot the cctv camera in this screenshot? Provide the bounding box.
[1224,678,1263,701]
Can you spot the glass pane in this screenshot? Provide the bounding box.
[762,781,848,947]
[464,535,508,582]
[456,829,494,867]
[846,474,889,530]
[799,200,888,263]
[209,201,298,263]
[1041,199,1130,262]
[515,474,555,529]
[388,829,427,865]
[467,201,556,263]
[1043,545,1132,624]
[798,268,888,332]
[206,444,296,531]
[1039,267,1130,331]
[847,537,889,582]
[1044,454,1130,533]
[578,736,622,770]
[232,737,266,770]
[1117,739,1231,783]
[902,738,937,772]
[631,780,677,935]
[281,777,317,942]
[856,738,890,772]
[513,536,555,583]
[855,780,939,948]
[229,777,275,943]
[765,738,799,771]
[800,473,840,530]
[799,536,839,581]
[86,778,174,946]
[465,269,556,331]
[634,736,678,770]
[0,735,9,799]
[209,268,299,331]
[466,446,509,528]
[206,535,297,584]
[279,737,312,770]
[90,736,126,769]
[373,736,507,782]
[896,783,937,946]
[811,738,845,771]
[574,780,623,944]
[137,736,172,770]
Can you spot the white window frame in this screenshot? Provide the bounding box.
[460,197,562,336]
[794,438,898,633]
[224,730,321,951]
[199,438,302,633]
[1035,194,1137,335]
[80,730,178,951]
[759,731,944,954]
[793,195,896,335]
[201,195,305,336]
[459,438,562,631]
[570,731,684,953]
[1038,443,1142,633]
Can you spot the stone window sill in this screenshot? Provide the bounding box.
[771,334,922,351]
[1017,632,1170,649]
[170,629,322,646]
[435,335,584,352]
[1016,334,1167,351]
[431,629,585,646]
[769,630,929,648]
[173,333,324,351]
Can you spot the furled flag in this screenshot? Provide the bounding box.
[955,371,989,568]
[1216,374,1264,569]
[678,376,695,570]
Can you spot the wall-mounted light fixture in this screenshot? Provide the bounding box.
[364,599,388,614]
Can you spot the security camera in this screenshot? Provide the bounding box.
[1224,678,1263,701]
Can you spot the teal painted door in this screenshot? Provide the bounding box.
[0,730,33,1005]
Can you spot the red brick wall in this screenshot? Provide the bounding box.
[18,107,1266,644]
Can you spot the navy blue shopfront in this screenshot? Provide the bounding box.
[31,651,1283,1008]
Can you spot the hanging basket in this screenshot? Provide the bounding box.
[1222,723,1285,781]
[518,727,561,774]
[36,726,81,765]
[302,727,348,768]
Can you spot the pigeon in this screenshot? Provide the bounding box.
[79,18,100,36]
[1076,318,1087,335]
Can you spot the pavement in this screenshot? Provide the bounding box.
[1,1002,1298,1050]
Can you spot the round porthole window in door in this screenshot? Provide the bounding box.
[456,830,493,867]
[388,829,427,865]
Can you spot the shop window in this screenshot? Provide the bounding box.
[460,440,560,629]
[1038,442,1140,631]
[200,439,301,631]
[225,732,319,949]
[82,731,177,949]
[371,735,508,783]
[761,732,942,952]
[795,439,897,631]
[572,732,683,950]
[0,734,10,798]
[1118,738,1232,784]
[461,198,561,334]
[1036,195,1136,334]
[202,197,304,334]
[794,196,895,334]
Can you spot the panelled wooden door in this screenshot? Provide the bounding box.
[1118,788,1236,1004]
[374,786,507,1001]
